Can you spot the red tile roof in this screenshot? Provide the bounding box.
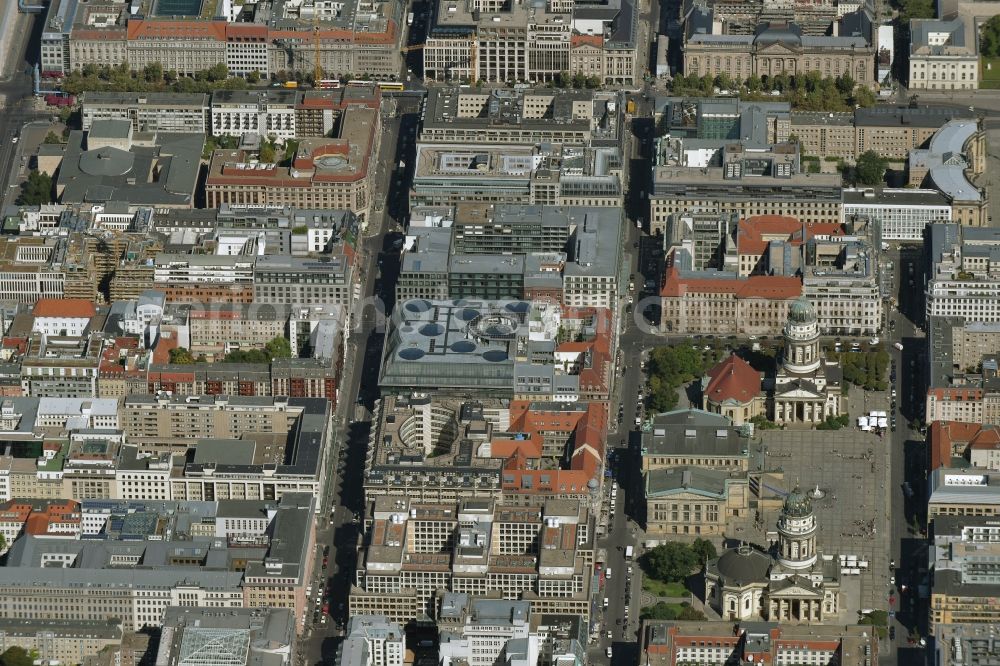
[737,216,845,256]
[571,34,604,48]
[660,262,801,300]
[929,420,990,470]
[704,354,761,405]
[32,299,96,319]
[496,401,608,495]
[928,388,983,401]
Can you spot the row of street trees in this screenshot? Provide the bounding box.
[668,72,876,111]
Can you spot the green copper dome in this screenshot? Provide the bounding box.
[787,297,816,324]
[782,486,813,518]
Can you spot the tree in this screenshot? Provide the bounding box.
[258,142,277,163]
[745,74,763,93]
[835,73,856,95]
[0,532,6,553]
[281,139,300,165]
[641,542,700,583]
[169,347,196,365]
[690,538,717,563]
[43,131,64,144]
[16,170,53,206]
[143,62,164,83]
[571,72,586,89]
[855,150,888,186]
[639,602,706,621]
[247,70,261,84]
[0,647,34,666]
[983,16,1000,57]
[264,336,292,359]
[206,63,229,82]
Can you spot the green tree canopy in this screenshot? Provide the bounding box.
[143,62,164,83]
[258,142,277,163]
[690,538,718,563]
[169,347,196,365]
[639,602,706,621]
[16,171,53,206]
[855,150,889,186]
[43,131,64,145]
[264,336,292,359]
[641,542,701,583]
[983,16,1000,57]
[1,647,34,666]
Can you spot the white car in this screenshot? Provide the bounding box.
[869,337,879,345]
[606,647,613,658]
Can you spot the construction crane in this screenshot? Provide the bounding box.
[468,35,476,81]
[313,14,323,83]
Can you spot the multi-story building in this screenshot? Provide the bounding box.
[211,89,298,141]
[19,334,103,398]
[380,299,613,401]
[155,607,295,666]
[400,205,622,308]
[926,226,1000,324]
[80,92,210,133]
[649,140,842,235]
[925,386,1000,426]
[909,119,988,228]
[854,105,975,160]
[843,188,953,241]
[423,0,638,85]
[638,621,880,666]
[143,359,340,402]
[929,420,1000,471]
[187,304,292,357]
[338,616,405,666]
[365,394,608,505]
[62,0,401,79]
[0,619,122,665]
[789,111,855,160]
[349,497,595,623]
[118,395,331,506]
[952,323,1000,373]
[153,204,360,257]
[927,468,1000,518]
[438,600,531,666]
[55,122,203,209]
[153,254,256,304]
[664,211,735,271]
[0,493,315,633]
[641,410,753,537]
[659,252,802,336]
[412,143,623,209]
[929,515,1000,629]
[801,236,882,338]
[908,17,979,91]
[205,91,381,221]
[682,8,876,88]
[40,0,79,75]
[252,255,354,307]
[419,88,622,146]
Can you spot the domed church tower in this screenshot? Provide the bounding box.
[776,486,818,570]
[782,297,820,376]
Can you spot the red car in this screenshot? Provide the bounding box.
[322,603,330,615]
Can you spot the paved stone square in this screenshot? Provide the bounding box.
[729,427,893,617]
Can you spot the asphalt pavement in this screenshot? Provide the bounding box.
[295,93,415,666]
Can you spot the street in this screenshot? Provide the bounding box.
[296,92,417,666]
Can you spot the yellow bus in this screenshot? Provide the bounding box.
[376,82,405,91]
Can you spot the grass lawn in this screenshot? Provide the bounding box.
[981,57,1000,89]
[641,577,688,598]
